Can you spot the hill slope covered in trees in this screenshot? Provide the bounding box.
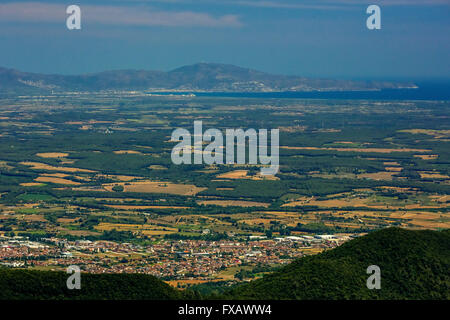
[0,269,182,300]
[223,228,450,300]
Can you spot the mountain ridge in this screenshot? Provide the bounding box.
[0,63,417,93]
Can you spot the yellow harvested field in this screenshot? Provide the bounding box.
[22,203,39,208]
[95,197,149,202]
[280,146,430,153]
[97,174,141,182]
[403,203,445,209]
[103,181,206,196]
[282,197,389,209]
[358,171,398,180]
[217,170,248,179]
[60,160,75,164]
[399,129,450,139]
[385,167,403,172]
[60,229,100,236]
[149,165,168,170]
[252,173,280,181]
[391,211,436,220]
[23,214,46,222]
[104,205,190,210]
[65,120,111,125]
[414,154,438,160]
[20,182,45,187]
[383,162,400,166]
[390,211,450,229]
[198,200,270,208]
[0,161,14,170]
[36,152,69,158]
[57,217,80,223]
[35,176,81,185]
[73,175,91,181]
[419,172,449,179]
[261,211,301,218]
[380,186,414,192]
[241,218,277,225]
[413,221,450,229]
[95,222,177,235]
[216,170,278,181]
[430,195,450,203]
[141,230,177,235]
[113,150,142,154]
[20,161,96,173]
[42,173,70,178]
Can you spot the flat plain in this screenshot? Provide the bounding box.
[0,92,448,286]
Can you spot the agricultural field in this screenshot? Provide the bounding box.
[0,93,449,244]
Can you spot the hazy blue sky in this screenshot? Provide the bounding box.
[0,0,449,79]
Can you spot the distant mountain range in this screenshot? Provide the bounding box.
[0,63,417,93]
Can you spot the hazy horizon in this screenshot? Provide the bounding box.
[0,0,449,80]
[2,61,450,84]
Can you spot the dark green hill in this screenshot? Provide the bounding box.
[0,269,182,300]
[222,228,450,300]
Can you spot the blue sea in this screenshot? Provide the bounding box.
[149,81,450,101]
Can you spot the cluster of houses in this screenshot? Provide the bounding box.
[0,234,352,280]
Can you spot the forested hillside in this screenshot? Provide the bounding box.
[0,269,183,300]
[223,228,450,300]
